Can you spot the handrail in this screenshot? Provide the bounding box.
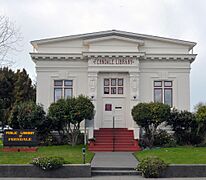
[112,116,115,152]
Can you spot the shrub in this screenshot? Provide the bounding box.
[39,134,60,146]
[48,95,94,146]
[9,101,45,129]
[138,138,147,149]
[137,156,168,178]
[32,156,66,171]
[195,105,206,141]
[154,130,176,147]
[132,102,170,148]
[167,109,201,145]
[8,101,52,145]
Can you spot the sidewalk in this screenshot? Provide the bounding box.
[91,152,138,168]
[0,177,205,180]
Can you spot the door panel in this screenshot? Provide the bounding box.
[102,98,125,128]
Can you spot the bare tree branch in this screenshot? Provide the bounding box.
[0,15,22,67]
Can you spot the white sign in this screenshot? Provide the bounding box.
[92,57,134,65]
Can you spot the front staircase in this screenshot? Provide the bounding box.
[88,128,141,152]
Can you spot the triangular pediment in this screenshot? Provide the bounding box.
[83,35,144,46]
[31,30,196,50]
[30,30,197,55]
[83,35,143,52]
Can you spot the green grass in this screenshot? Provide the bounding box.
[135,146,206,164]
[0,145,94,164]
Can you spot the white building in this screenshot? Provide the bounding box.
[30,30,196,133]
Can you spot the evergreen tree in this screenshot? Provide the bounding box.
[0,67,36,126]
[0,67,16,124]
[14,69,36,103]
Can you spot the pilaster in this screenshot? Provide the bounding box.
[88,72,98,129]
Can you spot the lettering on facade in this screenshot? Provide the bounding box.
[3,130,37,146]
[92,57,134,65]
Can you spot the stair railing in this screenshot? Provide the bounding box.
[112,115,115,152]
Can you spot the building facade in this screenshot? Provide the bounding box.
[30,30,196,134]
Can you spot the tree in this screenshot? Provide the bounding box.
[48,95,94,146]
[132,102,171,148]
[14,69,36,103]
[195,105,206,142]
[9,101,50,143]
[0,15,22,66]
[0,67,36,126]
[167,109,199,145]
[194,102,206,112]
[9,101,45,129]
[0,67,16,125]
[47,99,68,141]
[0,99,4,126]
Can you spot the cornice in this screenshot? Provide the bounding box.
[30,52,83,63]
[83,52,145,58]
[83,35,144,45]
[30,52,197,64]
[142,54,197,63]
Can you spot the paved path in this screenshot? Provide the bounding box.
[0,177,206,180]
[91,152,138,168]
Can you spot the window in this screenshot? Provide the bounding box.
[105,104,112,111]
[54,80,73,102]
[154,80,173,106]
[154,88,162,103]
[104,78,124,95]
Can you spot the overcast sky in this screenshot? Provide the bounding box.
[0,0,205,110]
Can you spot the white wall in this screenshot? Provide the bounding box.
[139,60,191,110]
[89,39,139,52]
[36,60,88,111]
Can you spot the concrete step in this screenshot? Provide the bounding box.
[89,148,140,152]
[98,128,128,131]
[94,131,134,134]
[94,135,134,138]
[94,142,134,145]
[95,139,134,142]
[89,128,141,152]
[92,167,141,176]
[92,167,135,170]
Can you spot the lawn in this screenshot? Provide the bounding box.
[0,145,94,164]
[135,146,206,164]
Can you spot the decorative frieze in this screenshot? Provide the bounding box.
[143,54,197,62]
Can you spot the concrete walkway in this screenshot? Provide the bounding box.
[1,177,206,180]
[91,152,138,168]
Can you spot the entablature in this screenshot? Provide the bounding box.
[30,52,197,63]
[142,54,197,63]
[83,52,145,58]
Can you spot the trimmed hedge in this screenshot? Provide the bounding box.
[32,156,66,171]
[137,156,168,178]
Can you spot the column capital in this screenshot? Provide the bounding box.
[88,71,98,78]
[129,71,140,77]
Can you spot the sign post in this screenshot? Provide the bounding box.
[82,147,86,164]
[84,119,87,145]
